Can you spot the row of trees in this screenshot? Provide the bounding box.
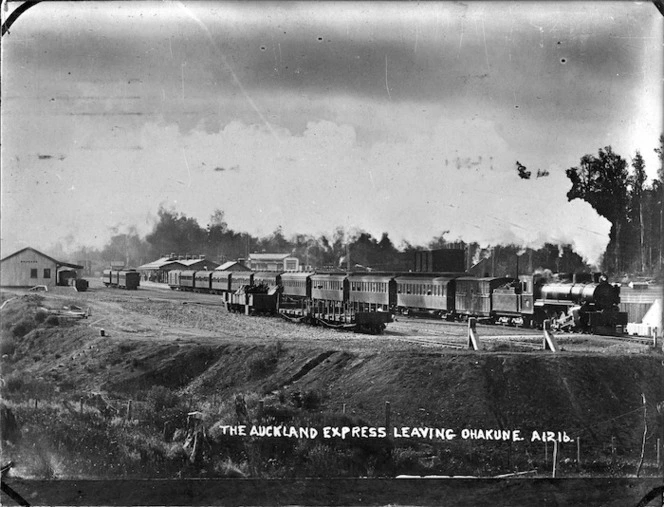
[563,135,664,275]
[57,136,663,278]
[59,206,589,278]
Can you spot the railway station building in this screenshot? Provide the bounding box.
[247,253,299,272]
[0,247,84,288]
[137,254,219,282]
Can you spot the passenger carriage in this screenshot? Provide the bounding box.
[193,270,213,293]
[395,274,460,318]
[310,272,351,326]
[279,272,314,317]
[347,273,395,333]
[211,270,232,299]
[178,270,197,291]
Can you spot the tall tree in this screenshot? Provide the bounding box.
[655,135,664,270]
[566,146,630,273]
[630,152,646,272]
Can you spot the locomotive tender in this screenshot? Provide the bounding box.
[165,268,627,335]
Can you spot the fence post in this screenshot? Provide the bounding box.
[126,400,132,422]
[576,437,581,468]
[657,438,661,468]
[552,440,558,477]
[545,440,548,466]
[543,320,559,352]
[79,397,83,413]
[467,317,480,350]
[342,403,346,415]
[611,436,616,465]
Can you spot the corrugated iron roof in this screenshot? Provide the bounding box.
[215,261,250,271]
[137,258,183,270]
[249,253,291,261]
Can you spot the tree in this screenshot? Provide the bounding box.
[100,229,149,268]
[630,152,646,272]
[655,134,664,183]
[566,146,630,273]
[655,134,664,271]
[145,207,207,259]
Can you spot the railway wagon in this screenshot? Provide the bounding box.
[102,269,140,289]
[395,274,460,317]
[117,269,141,290]
[167,270,181,290]
[311,273,347,302]
[279,272,314,316]
[347,273,395,333]
[348,273,396,312]
[194,271,213,293]
[230,271,254,293]
[210,270,232,298]
[253,271,281,289]
[178,270,197,291]
[102,269,114,287]
[455,277,516,318]
[280,272,313,301]
[228,283,279,315]
[309,272,351,326]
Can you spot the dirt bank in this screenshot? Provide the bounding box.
[1,289,663,481]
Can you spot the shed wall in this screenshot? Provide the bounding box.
[1,250,57,287]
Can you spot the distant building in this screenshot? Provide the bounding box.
[136,254,219,282]
[0,247,83,288]
[413,248,466,273]
[247,253,299,272]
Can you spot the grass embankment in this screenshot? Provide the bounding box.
[1,292,663,479]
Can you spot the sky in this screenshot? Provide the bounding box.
[1,1,662,265]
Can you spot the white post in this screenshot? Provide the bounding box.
[543,320,559,352]
[468,317,480,350]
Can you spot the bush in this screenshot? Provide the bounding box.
[45,315,60,326]
[34,310,48,324]
[146,385,180,412]
[12,318,35,338]
[0,336,16,356]
[247,342,283,379]
[302,390,322,411]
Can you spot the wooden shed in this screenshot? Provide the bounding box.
[0,247,83,288]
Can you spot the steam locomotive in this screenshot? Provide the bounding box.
[165,269,627,335]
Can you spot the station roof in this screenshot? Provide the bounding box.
[249,253,292,261]
[216,261,250,271]
[137,257,183,270]
[0,247,83,270]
